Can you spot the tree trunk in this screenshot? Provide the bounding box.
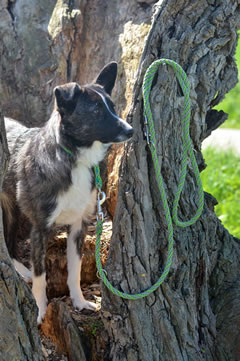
[101,1,240,361]
[0,112,44,361]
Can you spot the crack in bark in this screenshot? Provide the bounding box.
[7,0,15,22]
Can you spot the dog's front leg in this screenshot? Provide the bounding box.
[67,219,97,311]
[31,227,48,324]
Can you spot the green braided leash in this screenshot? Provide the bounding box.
[94,59,204,299]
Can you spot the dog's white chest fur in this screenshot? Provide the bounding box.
[53,166,95,226]
[48,141,108,227]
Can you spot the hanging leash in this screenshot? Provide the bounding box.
[95,58,204,299]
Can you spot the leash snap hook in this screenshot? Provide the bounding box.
[98,190,106,206]
[97,190,106,221]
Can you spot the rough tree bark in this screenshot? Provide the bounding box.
[0,112,44,360]
[101,1,240,361]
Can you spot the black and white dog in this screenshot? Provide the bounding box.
[1,62,133,323]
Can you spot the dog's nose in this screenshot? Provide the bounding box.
[126,127,134,139]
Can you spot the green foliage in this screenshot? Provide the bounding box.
[87,318,104,337]
[201,147,240,238]
[202,34,240,238]
[215,33,240,129]
[216,83,240,129]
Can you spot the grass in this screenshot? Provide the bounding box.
[216,83,240,129]
[201,32,240,238]
[214,31,240,129]
[201,147,240,238]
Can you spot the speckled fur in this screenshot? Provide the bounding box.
[1,62,133,323]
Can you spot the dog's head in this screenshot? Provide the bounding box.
[54,62,133,147]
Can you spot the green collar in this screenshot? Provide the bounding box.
[60,144,73,156]
[59,145,102,191]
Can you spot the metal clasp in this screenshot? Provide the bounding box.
[97,190,106,221]
[97,268,108,280]
[144,115,156,148]
[144,115,151,145]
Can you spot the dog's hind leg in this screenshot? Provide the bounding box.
[67,219,97,311]
[13,259,32,282]
[30,227,49,324]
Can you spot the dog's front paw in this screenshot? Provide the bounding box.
[81,300,97,311]
[35,294,48,324]
[37,303,47,325]
[72,295,97,312]
[32,274,48,324]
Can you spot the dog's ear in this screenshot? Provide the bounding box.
[95,62,118,95]
[54,82,81,116]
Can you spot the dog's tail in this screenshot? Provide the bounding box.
[1,192,13,227]
[0,192,32,281]
[0,192,13,223]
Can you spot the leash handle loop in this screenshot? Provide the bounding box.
[94,59,204,300]
[143,59,204,227]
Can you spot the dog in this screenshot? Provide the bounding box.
[1,62,133,323]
